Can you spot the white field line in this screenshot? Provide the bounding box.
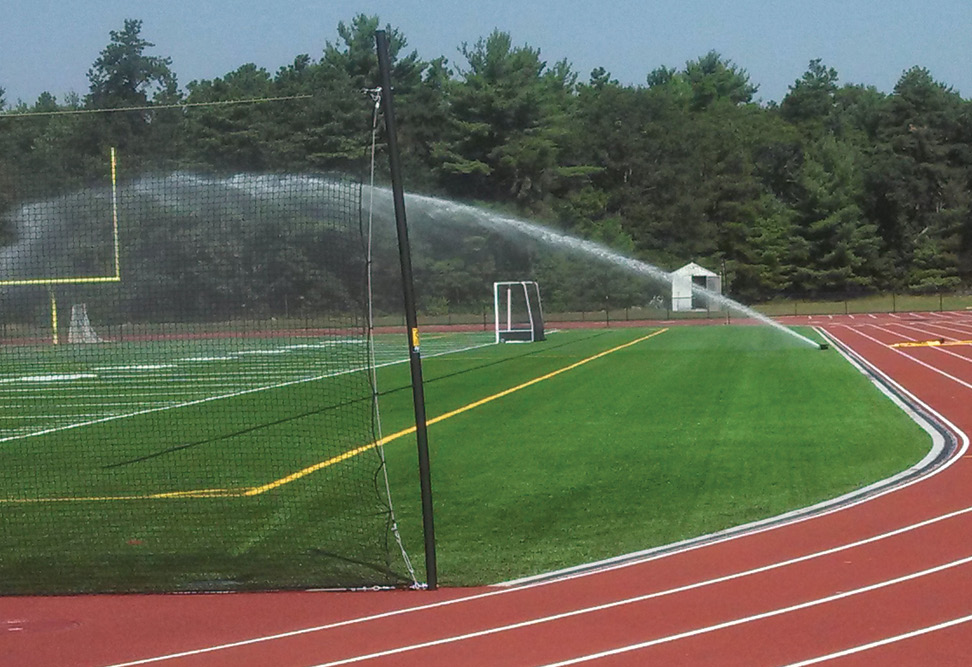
[531,556,972,667]
[779,613,972,666]
[93,328,971,667]
[96,370,337,379]
[0,414,114,420]
[91,364,176,371]
[0,339,494,444]
[2,402,182,409]
[0,390,194,397]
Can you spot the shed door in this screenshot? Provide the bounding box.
[691,275,707,309]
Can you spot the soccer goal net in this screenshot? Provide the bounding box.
[66,303,103,343]
[494,281,546,343]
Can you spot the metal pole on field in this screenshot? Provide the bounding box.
[375,30,437,590]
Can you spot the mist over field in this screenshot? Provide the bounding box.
[3,14,971,316]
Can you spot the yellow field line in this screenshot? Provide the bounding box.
[245,328,669,496]
[1,328,667,503]
[890,338,972,348]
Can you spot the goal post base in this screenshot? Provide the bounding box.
[494,281,545,344]
[67,303,104,344]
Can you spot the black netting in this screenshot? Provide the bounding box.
[0,107,416,593]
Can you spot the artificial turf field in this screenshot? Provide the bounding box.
[0,325,929,592]
[381,325,930,585]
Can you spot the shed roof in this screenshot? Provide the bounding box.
[672,262,718,277]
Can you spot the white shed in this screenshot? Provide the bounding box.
[671,262,722,312]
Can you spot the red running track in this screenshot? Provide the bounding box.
[4,310,972,666]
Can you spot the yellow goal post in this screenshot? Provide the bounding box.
[0,148,122,344]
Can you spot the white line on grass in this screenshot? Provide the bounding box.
[0,373,97,384]
[1,402,182,409]
[0,414,114,420]
[92,365,176,372]
[0,371,372,444]
[0,339,494,444]
[0,390,192,397]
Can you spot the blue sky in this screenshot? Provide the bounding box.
[2,0,970,106]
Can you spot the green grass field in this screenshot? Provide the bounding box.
[0,330,493,593]
[378,326,930,585]
[0,325,930,592]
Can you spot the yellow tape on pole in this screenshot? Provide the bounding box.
[110,146,121,279]
[49,287,59,345]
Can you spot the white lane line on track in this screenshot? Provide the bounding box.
[95,326,971,667]
[504,324,963,589]
[889,326,972,364]
[530,556,972,667]
[874,321,972,358]
[99,502,972,667]
[903,322,972,339]
[886,321,972,343]
[845,326,972,392]
[883,323,972,359]
[779,613,972,666]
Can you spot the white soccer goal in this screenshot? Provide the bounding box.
[67,304,103,344]
[494,281,545,343]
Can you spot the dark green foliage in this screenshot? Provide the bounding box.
[3,17,972,313]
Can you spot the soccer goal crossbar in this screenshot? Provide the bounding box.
[494,281,545,343]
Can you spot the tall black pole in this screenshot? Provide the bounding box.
[375,30,437,590]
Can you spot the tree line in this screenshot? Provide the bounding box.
[1,15,970,317]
